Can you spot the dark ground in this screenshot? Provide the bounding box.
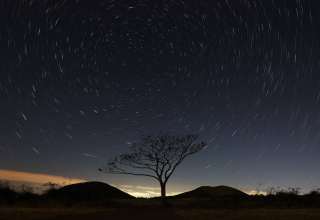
[1,208,320,220]
[2,183,320,219]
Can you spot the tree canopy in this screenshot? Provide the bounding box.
[100,134,206,197]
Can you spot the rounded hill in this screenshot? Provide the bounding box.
[45,181,133,202]
[175,185,248,198]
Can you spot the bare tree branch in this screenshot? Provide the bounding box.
[104,170,159,181]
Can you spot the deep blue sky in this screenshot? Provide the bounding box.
[1,0,320,195]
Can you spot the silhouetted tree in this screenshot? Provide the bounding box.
[100,134,206,198]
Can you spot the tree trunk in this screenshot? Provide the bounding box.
[160,182,166,198]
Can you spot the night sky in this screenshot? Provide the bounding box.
[1,0,320,196]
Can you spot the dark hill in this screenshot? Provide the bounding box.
[45,181,133,202]
[175,185,248,199]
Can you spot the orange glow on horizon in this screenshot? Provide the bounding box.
[0,169,85,186]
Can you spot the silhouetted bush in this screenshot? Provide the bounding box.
[0,182,19,205]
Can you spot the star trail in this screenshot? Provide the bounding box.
[0,0,320,196]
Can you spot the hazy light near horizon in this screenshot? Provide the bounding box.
[0,169,265,197]
[0,169,85,186]
[0,169,166,197]
[246,190,267,196]
[118,184,183,198]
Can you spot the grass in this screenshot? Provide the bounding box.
[1,208,320,220]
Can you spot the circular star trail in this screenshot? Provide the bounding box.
[0,0,320,195]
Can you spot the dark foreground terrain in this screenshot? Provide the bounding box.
[1,208,320,220]
[3,182,320,219]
